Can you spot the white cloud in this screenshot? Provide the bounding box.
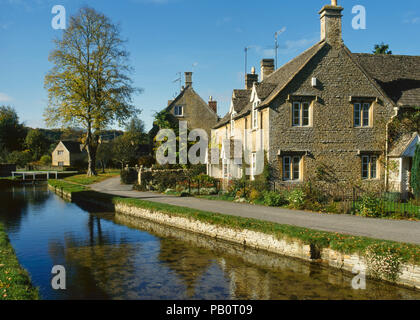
[0,93,13,102]
[403,12,420,24]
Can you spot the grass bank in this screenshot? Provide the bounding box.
[0,223,39,300]
[49,179,420,267]
[63,170,120,185]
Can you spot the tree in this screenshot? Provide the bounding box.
[112,134,138,169]
[373,43,392,55]
[7,150,32,168]
[96,141,114,173]
[411,144,420,199]
[0,106,27,152]
[44,7,140,176]
[25,129,50,161]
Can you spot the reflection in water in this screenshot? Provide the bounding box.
[1,184,419,300]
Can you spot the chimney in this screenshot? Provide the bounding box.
[245,67,258,90]
[208,96,217,114]
[185,72,193,87]
[319,0,343,47]
[261,59,275,81]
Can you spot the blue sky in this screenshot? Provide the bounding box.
[1,0,420,131]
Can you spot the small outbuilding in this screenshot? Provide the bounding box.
[52,141,85,167]
[388,132,419,198]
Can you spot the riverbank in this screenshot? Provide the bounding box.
[49,179,420,290]
[0,223,39,300]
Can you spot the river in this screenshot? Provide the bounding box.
[1,183,419,300]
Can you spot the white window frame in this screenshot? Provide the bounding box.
[362,155,378,180]
[230,115,235,137]
[283,156,302,181]
[174,105,184,117]
[57,150,64,155]
[252,102,259,130]
[251,152,257,176]
[354,102,371,127]
[58,161,64,167]
[292,102,311,127]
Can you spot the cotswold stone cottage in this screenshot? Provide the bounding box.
[209,0,420,195]
[52,141,85,167]
[163,72,219,135]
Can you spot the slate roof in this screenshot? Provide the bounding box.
[389,132,419,157]
[166,85,218,116]
[61,141,83,153]
[352,54,420,107]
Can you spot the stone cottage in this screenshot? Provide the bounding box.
[160,72,219,135]
[52,141,85,167]
[209,0,420,195]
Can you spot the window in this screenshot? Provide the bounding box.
[251,152,257,176]
[354,103,371,127]
[283,156,302,181]
[57,150,64,155]
[223,163,228,179]
[174,105,183,116]
[58,162,64,167]
[230,117,235,136]
[252,102,259,129]
[292,102,311,127]
[362,155,378,180]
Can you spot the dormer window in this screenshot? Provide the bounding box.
[174,105,183,117]
[252,101,259,130]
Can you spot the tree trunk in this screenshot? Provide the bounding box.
[86,144,98,176]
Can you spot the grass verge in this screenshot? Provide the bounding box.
[63,170,120,185]
[0,223,39,300]
[49,180,420,267]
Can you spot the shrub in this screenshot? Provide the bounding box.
[249,189,262,202]
[287,189,306,209]
[40,155,52,166]
[357,194,382,217]
[120,168,138,185]
[263,191,287,207]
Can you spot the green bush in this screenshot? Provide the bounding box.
[120,168,138,185]
[263,191,287,207]
[287,189,306,209]
[40,155,52,166]
[357,194,382,217]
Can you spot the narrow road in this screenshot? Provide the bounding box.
[91,177,420,245]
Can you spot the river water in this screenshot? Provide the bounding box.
[1,183,419,300]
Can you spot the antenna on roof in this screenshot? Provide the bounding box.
[172,72,182,95]
[274,27,286,70]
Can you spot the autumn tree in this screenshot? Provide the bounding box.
[44,7,140,176]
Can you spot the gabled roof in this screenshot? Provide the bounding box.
[213,42,326,130]
[213,90,251,129]
[61,141,83,153]
[352,54,420,107]
[389,132,419,157]
[166,85,218,116]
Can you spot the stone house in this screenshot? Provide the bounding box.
[209,0,420,195]
[160,72,219,136]
[52,141,85,167]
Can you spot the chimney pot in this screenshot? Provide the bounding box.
[208,98,217,114]
[261,59,274,81]
[319,2,343,47]
[185,72,193,87]
[245,71,258,90]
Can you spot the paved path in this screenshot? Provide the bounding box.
[91,177,420,245]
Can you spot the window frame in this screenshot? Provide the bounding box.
[292,101,311,127]
[57,150,64,156]
[252,101,259,130]
[354,102,371,127]
[174,105,184,117]
[361,155,378,180]
[282,156,302,181]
